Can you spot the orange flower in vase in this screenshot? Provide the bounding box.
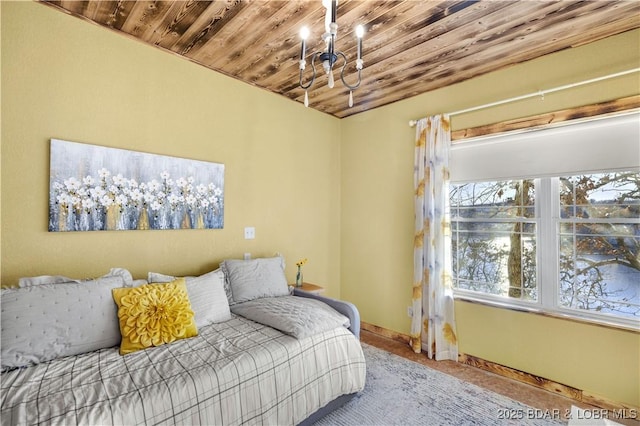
[295,258,308,287]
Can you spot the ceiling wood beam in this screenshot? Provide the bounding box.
[451,95,640,141]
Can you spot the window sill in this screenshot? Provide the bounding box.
[454,294,640,334]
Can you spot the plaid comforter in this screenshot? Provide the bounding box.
[1,315,366,425]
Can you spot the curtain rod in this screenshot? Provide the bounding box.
[408,68,640,127]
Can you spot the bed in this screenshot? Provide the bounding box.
[0,258,366,425]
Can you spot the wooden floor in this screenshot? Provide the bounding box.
[361,329,639,425]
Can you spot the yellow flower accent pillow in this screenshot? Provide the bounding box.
[112,278,197,355]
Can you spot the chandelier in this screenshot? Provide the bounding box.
[298,0,364,108]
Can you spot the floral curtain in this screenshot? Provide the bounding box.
[410,114,458,361]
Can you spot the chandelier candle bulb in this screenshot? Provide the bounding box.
[356,25,364,60]
[300,27,309,61]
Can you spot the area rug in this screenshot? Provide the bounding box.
[314,343,564,426]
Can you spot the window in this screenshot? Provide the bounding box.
[450,171,640,328]
[450,180,537,301]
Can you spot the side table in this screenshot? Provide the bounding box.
[294,282,325,294]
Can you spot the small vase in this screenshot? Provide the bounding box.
[106,204,119,230]
[295,269,303,287]
[137,208,150,230]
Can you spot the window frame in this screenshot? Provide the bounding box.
[450,174,640,331]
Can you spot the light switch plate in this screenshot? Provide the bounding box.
[244,227,255,239]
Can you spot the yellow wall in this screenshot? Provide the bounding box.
[340,29,640,407]
[2,0,639,409]
[1,2,341,294]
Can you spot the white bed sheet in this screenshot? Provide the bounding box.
[1,314,366,425]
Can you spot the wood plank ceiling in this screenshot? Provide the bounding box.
[41,0,640,118]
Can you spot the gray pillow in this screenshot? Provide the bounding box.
[147,269,231,328]
[1,276,125,370]
[18,268,139,287]
[231,296,350,339]
[220,257,289,304]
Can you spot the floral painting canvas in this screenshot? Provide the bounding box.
[49,139,224,232]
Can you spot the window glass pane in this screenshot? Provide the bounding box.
[560,222,638,238]
[558,171,640,320]
[559,172,640,219]
[455,221,522,234]
[452,232,506,283]
[451,180,534,219]
[559,249,640,318]
[559,177,575,219]
[451,180,537,301]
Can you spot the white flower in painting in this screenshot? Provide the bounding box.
[98,168,110,179]
[143,192,155,204]
[165,178,174,188]
[148,180,161,192]
[214,187,222,196]
[160,171,170,180]
[115,194,128,206]
[64,177,81,192]
[185,194,197,206]
[70,196,81,209]
[100,195,114,207]
[150,201,162,211]
[108,185,119,195]
[196,184,207,195]
[83,175,95,186]
[200,199,210,209]
[156,191,166,200]
[128,178,138,188]
[187,176,195,184]
[112,174,126,187]
[53,182,63,191]
[139,183,147,191]
[167,194,181,207]
[130,189,143,203]
[77,187,88,198]
[57,193,71,207]
[91,186,106,200]
[176,177,188,188]
[208,183,216,191]
[82,199,95,211]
